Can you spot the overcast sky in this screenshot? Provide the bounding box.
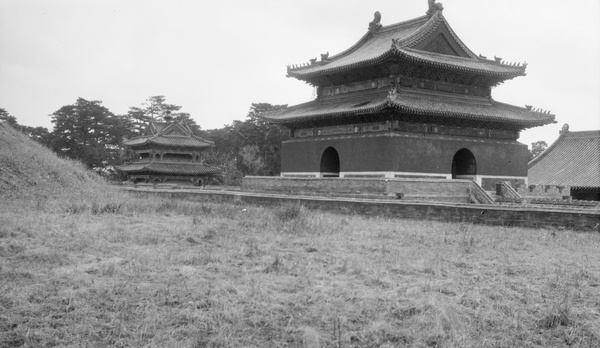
[1,0,599,148]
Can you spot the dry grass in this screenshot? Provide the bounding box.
[1,122,600,347]
[1,196,599,347]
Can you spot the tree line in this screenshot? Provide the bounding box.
[1,96,288,185]
[1,96,550,185]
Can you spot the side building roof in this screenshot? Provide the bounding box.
[528,130,600,188]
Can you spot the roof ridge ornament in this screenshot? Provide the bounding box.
[387,83,398,101]
[163,110,174,123]
[368,11,382,34]
[426,0,444,17]
[560,123,569,135]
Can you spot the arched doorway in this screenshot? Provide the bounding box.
[451,148,476,180]
[320,147,340,177]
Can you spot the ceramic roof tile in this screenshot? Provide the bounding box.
[396,48,525,76]
[528,131,600,187]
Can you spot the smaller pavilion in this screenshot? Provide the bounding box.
[117,113,219,186]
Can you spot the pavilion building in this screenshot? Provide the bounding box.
[262,1,556,190]
[117,114,219,186]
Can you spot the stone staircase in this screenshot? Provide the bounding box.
[467,181,496,204]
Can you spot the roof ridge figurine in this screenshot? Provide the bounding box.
[368,11,382,34]
[426,0,444,17]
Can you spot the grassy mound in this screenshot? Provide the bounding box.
[0,122,117,209]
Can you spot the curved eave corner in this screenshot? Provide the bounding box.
[122,136,152,147]
[190,135,216,147]
[387,101,555,129]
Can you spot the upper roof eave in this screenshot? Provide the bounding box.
[287,47,526,81]
[123,134,214,148]
[286,11,526,82]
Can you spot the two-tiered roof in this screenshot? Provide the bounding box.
[264,6,555,130]
[118,117,218,185]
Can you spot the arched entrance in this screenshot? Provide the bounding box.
[320,147,340,177]
[451,148,476,180]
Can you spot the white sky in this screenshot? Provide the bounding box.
[1,0,599,148]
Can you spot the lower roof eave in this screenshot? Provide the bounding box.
[116,164,219,176]
[266,103,556,130]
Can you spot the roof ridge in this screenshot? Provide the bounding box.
[288,12,432,71]
[434,13,478,59]
[379,14,430,33]
[394,12,442,48]
[564,130,600,138]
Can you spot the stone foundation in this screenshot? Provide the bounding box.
[127,188,600,231]
[242,176,494,204]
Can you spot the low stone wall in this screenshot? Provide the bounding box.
[521,185,571,200]
[242,176,480,203]
[126,188,600,231]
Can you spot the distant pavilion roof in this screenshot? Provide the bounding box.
[123,120,214,149]
[263,87,556,129]
[528,130,600,188]
[287,11,526,83]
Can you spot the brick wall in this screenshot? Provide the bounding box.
[521,185,571,199]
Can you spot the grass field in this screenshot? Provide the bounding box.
[1,122,599,347]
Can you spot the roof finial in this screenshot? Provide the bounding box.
[560,123,569,135]
[426,0,444,17]
[163,110,173,123]
[368,11,382,33]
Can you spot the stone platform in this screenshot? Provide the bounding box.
[124,187,599,232]
[242,176,495,204]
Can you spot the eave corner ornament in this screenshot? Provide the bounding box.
[426,0,444,17]
[368,11,382,34]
